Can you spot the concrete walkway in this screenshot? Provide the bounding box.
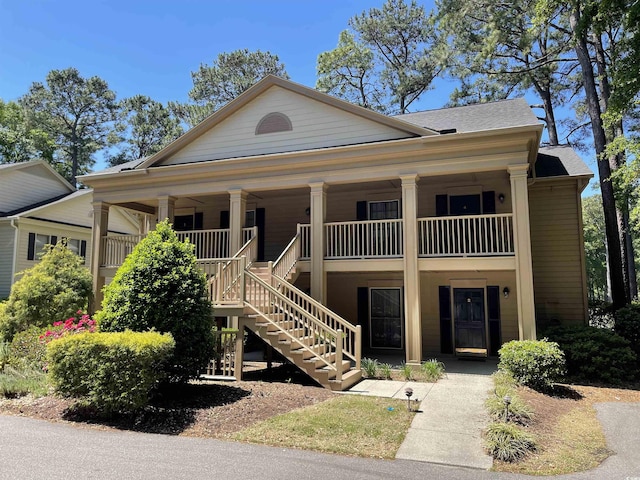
[345,369,495,470]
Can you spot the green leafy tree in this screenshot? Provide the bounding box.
[0,99,55,164]
[97,221,214,382]
[0,243,93,342]
[109,95,183,166]
[20,68,119,185]
[318,0,443,114]
[316,30,388,113]
[171,49,289,126]
[436,0,574,145]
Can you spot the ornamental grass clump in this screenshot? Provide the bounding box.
[97,221,214,382]
[485,422,537,462]
[420,359,446,382]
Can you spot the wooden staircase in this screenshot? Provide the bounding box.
[206,232,362,391]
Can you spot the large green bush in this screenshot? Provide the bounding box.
[498,340,566,391]
[47,331,174,414]
[544,325,637,384]
[97,221,214,382]
[614,304,640,358]
[0,243,92,342]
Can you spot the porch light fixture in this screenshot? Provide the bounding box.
[503,287,510,298]
[305,207,311,216]
[405,387,413,412]
[498,193,505,203]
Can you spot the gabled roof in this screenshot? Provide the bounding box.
[535,145,593,178]
[394,98,540,133]
[4,189,89,218]
[0,160,75,191]
[133,75,438,170]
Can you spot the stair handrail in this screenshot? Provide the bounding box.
[271,272,361,370]
[271,232,300,280]
[244,270,342,380]
[233,226,258,265]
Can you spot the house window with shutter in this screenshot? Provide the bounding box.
[27,233,86,264]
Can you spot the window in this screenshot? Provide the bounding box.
[34,234,51,258]
[27,233,86,263]
[368,200,400,220]
[245,210,256,228]
[369,288,403,349]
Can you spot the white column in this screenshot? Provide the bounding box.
[229,189,247,255]
[90,201,110,313]
[309,182,326,303]
[401,175,422,364]
[509,165,537,340]
[157,195,175,224]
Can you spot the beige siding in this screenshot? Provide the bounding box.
[161,86,413,166]
[419,271,518,355]
[0,223,16,298]
[36,192,138,234]
[324,270,517,358]
[0,164,71,213]
[14,222,92,281]
[529,180,588,326]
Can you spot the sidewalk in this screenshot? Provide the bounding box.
[345,371,494,470]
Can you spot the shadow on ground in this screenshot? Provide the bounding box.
[62,382,252,435]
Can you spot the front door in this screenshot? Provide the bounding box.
[453,288,486,353]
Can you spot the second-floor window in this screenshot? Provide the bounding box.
[369,200,400,220]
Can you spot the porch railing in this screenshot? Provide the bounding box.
[418,213,514,257]
[176,228,230,259]
[299,224,311,259]
[101,234,144,267]
[325,219,403,258]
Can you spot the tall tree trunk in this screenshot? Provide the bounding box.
[540,88,559,145]
[594,34,638,300]
[570,8,628,308]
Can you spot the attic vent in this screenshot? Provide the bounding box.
[255,112,292,135]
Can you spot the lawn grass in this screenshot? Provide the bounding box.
[234,395,414,458]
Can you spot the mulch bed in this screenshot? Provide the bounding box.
[0,365,334,439]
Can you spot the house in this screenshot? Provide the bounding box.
[0,160,140,298]
[79,76,593,390]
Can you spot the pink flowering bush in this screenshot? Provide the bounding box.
[40,312,97,342]
[9,312,96,371]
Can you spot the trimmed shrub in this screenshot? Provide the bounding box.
[47,331,174,414]
[544,325,637,384]
[0,243,92,342]
[97,221,214,382]
[614,304,640,358]
[498,340,566,391]
[485,422,536,462]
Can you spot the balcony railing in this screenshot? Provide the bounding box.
[418,213,514,257]
[325,219,403,258]
[176,229,230,259]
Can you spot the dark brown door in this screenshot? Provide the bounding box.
[454,288,486,350]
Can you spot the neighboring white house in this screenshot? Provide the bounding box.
[0,160,140,298]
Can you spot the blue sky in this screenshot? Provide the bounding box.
[0,0,597,190]
[1,0,448,106]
